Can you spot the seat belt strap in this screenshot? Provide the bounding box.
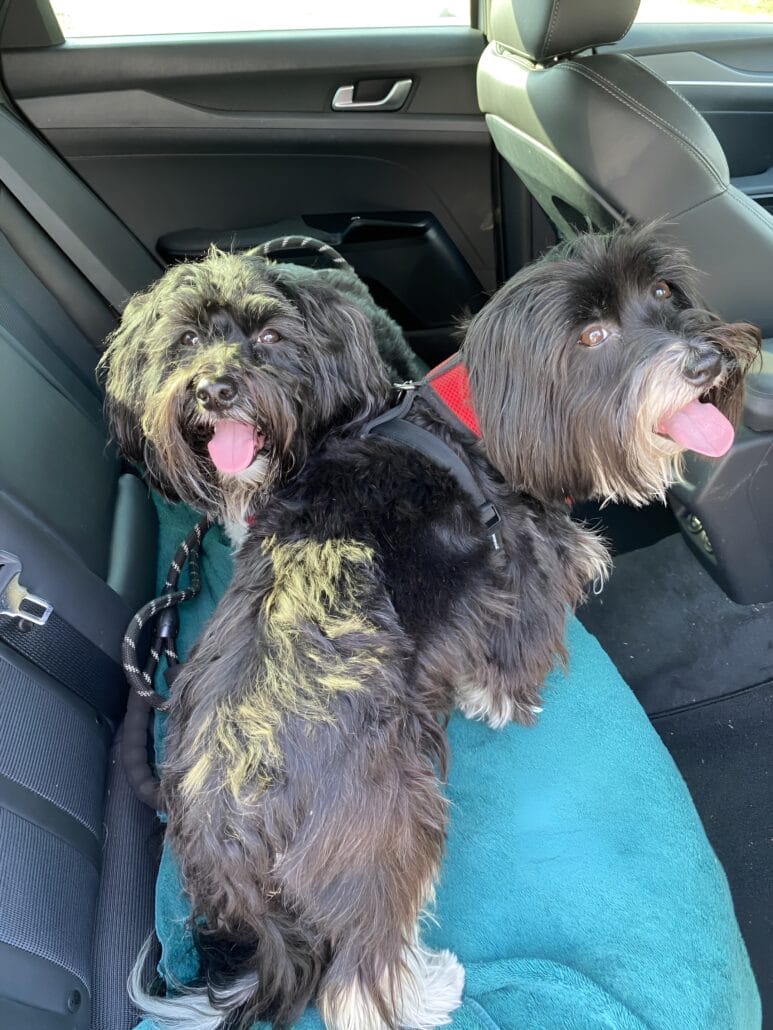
[0,551,126,722]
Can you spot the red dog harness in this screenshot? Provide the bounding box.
[422,353,481,438]
[362,353,502,550]
[424,354,573,510]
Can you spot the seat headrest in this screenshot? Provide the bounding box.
[489,0,641,63]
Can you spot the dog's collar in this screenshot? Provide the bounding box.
[361,358,501,551]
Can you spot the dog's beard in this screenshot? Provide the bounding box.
[593,346,729,506]
[468,332,759,507]
[570,335,758,507]
[634,323,759,503]
[140,365,299,526]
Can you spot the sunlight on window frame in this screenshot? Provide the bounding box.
[52,1,471,39]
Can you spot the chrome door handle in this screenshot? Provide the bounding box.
[332,78,412,112]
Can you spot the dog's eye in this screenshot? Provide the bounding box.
[579,324,610,348]
[652,281,672,301]
[180,330,199,346]
[256,327,282,345]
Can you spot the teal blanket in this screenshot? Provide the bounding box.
[138,500,760,1029]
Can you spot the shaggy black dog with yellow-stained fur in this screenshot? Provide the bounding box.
[99,228,759,1030]
[99,241,423,544]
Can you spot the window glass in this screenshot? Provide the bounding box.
[52,1,470,39]
[637,0,773,23]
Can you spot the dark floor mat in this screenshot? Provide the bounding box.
[572,499,678,555]
[578,532,773,715]
[652,685,773,1027]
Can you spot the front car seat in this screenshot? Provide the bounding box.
[477,0,773,604]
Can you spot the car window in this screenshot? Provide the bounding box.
[637,0,773,22]
[51,0,471,38]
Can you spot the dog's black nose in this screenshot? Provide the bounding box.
[684,347,722,384]
[196,377,237,411]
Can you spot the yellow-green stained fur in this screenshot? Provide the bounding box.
[181,537,383,805]
[263,536,378,636]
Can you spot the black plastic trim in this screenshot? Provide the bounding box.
[0,106,160,310]
[3,28,485,113]
[17,91,490,138]
[0,942,90,1029]
[0,767,101,869]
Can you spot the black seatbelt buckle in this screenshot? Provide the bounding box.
[0,551,53,626]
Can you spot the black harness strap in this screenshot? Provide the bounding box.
[361,387,503,551]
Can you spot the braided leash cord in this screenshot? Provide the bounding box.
[121,517,209,809]
[255,234,353,271]
[122,518,208,709]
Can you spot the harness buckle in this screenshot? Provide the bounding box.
[0,551,54,627]
[480,503,503,552]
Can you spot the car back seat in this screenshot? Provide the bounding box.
[0,109,166,1029]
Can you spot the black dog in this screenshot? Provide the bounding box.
[103,229,758,1029]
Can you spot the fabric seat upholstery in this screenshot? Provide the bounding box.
[0,204,159,1028]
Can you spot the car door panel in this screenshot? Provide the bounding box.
[2,27,496,360]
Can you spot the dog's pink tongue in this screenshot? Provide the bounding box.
[657,399,735,457]
[207,420,258,474]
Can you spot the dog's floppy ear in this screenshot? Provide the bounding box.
[461,269,559,499]
[97,285,162,466]
[268,266,391,423]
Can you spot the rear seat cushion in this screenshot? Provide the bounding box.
[137,502,760,1030]
[0,224,157,647]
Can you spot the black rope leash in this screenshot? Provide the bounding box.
[122,517,209,707]
[254,234,352,271]
[121,517,209,809]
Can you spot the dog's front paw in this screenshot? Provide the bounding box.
[455,677,543,729]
